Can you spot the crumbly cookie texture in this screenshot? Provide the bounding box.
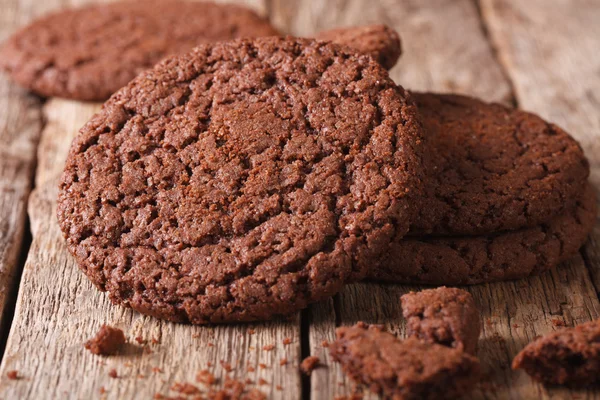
[316,25,401,70]
[368,184,596,285]
[57,37,424,324]
[411,92,589,236]
[0,0,279,100]
[329,322,481,400]
[513,319,600,386]
[401,287,480,355]
[84,325,126,356]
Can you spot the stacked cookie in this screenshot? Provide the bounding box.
[0,1,594,326]
[368,93,594,285]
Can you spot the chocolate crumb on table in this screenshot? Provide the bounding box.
[196,370,216,385]
[401,287,481,355]
[280,357,288,366]
[301,356,321,375]
[262,344,275,351]
[84,325,126,356]
[283,337,292,345]
[171,382,201,395]
[6,370,19,380]
[330,322,480,399]
[108,369,118,379]
[512,319,600,385]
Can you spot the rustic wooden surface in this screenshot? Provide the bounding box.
[0,0,598,399]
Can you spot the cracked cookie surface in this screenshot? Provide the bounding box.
[0,1,279,100]
[329,322,481,400]
[315,25,401,70]
[512,319,600,385]
[368,184,596,285]
[412,93,589,235]
[401,287,481,355]
[57,37,424,324]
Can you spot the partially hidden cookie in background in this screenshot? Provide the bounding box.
[368,183,596,285]
[316,25,401,70]
[0,1,280,101]
[56,37,424,324]
[329,322,481,399]
[410,93,589,236]
[512,319,600,386]
[401,287,481,355]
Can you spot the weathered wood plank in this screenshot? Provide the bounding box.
[479,0,600,298]
[0,0,302,399]
[271,0,600,399]
[0,0,44,344]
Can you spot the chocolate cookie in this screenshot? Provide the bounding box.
[315,25,401,70]
[401,287,480,355]
[512,319,600,386]
[0,1,279,101]
[368,184,596,285]
[411,93,589,235]
[329,322,481,399]
[56,37,424,324]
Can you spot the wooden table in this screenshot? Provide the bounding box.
[0,0,598,398]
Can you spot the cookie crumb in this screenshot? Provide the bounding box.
[196,370,216,385]
[152,367,163,374]
[283,337,292,345]
[245,378,254,385]
[108,369,118,379]
[262,344,275,351]
[247,366,256,372]
[247,329,256,335]
[208,342,214,347]
[259,363,267,370]
[552,318,567,327]
[99,387,106,394]
[321,340,329,348]
[276,385,283,391]
[135,336,146,345]
[171,382,200,395]
[258,378,268,385]
[220,360,233,372]
[84,325,126,356]
[301,356,321,375]
[6,370,19,380]
[280,357,288,366]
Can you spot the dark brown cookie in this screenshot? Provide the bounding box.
[401,287,480,355]
[411,93,589,235]
[329,322,481,400]
[368,184,596,285]
[0,1,279,101]
[512,319,600,386]
[56,37,424,324]
[315,25,401,70]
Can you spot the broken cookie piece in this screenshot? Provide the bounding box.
[315,24,401,69]
[512,319,600,386]
[84,325,126,356]
[330,322,480,399]
[401,287,481,355]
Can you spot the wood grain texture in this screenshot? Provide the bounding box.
[270,0,512,104]
[270,0,600,399]
[480,0,600,300]
[0,1,302,399]
[0,0,44,339]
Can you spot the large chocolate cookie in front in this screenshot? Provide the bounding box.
[412,93,589,235]
[57,37,424,324]
[0,1,279,101]
[368,184,596,285]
